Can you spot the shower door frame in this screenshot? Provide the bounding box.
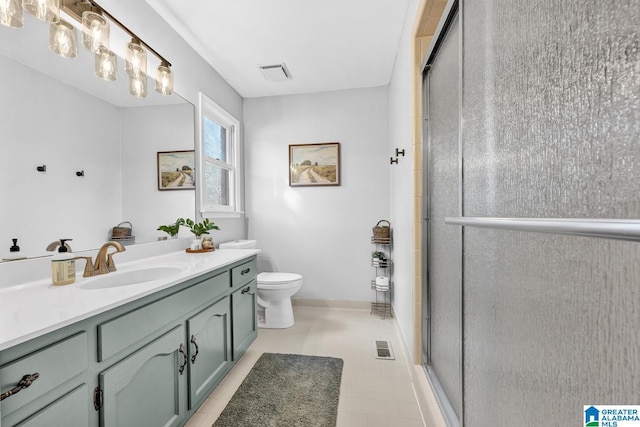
[420,0,464,425]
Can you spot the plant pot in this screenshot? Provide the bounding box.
[191,238,202,250]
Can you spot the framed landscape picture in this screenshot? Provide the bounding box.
[157,150,195,190]
[289,142,341,187]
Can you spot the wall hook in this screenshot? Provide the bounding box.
[76,170,85,177]
[36,165,46,172]
[390,157,398,165]
[395,148,405,157]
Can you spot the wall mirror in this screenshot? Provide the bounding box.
[0,12,195,261]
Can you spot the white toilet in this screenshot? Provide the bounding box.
[218,240,303,328]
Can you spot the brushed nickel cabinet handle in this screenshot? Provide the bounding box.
[0,373,40,401]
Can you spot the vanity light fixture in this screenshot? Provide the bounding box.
[0,0,23,28]
[125,38,146,78]
[155,61,173,95]
[48,18,77,58]
[81,9,108,53]
[94,45,116,80]
[8,0,174,97]
[128,73,147,98]
[23,0,59,23]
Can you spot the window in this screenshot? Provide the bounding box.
[197,93,242,217]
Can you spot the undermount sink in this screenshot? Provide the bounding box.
[79,265,187,290]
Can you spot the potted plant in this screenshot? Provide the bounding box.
[157,218,185,239]
[372,251,387,268]
[185,218,220,249]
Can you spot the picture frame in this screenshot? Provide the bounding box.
[289,142,341,187]
[157,150,195,191]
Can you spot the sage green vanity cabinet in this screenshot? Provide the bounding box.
[97,271,229,362]
[186,296,232,408]
[231,280,257,360]
[0,255,257,427]
[0,332,88,418]
[231,258,257,288]
[15,384,89,427]
[99,326,185,427]
[1,332,89,427]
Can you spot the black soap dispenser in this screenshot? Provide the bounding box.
[51,239,75,286]
[9,238,20,252]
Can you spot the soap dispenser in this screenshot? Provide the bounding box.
[51,239,75,286]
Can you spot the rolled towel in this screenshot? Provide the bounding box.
[375,276,389,287]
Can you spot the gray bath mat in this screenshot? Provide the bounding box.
[213,353,343,427]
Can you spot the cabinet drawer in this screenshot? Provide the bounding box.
[0,332,88,417]
[98,271,229,361]
[15,384,88,427]
[231,258,257,288]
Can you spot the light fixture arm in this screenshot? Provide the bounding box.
[61,0,171,67]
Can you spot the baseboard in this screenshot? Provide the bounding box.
[292,298,370,310]
[391,306,447,427]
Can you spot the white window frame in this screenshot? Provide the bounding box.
[196,92,243,218]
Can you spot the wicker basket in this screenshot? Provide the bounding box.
[111,221,133,238]
[372,220,391,239]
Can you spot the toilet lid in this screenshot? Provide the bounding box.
[258,272,302,285]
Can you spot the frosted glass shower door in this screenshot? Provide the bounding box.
[422,13,462,422]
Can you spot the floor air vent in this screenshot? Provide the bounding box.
[374,340,395,360]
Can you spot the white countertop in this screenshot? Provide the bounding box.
[0,249,259,352]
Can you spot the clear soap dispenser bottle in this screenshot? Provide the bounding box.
[51,239,75,286]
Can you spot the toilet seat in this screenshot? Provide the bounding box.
[257,272,302,289]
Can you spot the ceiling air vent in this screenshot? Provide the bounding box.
[258,63,291,81]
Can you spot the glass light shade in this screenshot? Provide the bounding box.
[155,64,173,95]
[49,19,77,59]
[81,11,108,53]
[125,41,146,77]
[128,74,147,98]
[95,47,117,81]
[0,0,23,28]
[22,0,59,23]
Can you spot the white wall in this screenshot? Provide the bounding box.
[244,87,390,302]
[121,104,196,243]
[99,0,246,239]
[1,56,122,259]
[388,0,422,356]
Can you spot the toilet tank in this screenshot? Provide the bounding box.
[218,239,257,249]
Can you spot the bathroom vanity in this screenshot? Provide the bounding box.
[0,249,258,427]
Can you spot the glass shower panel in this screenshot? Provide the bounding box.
[462,0,640,424]
[425,14,462,419]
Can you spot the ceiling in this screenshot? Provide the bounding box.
[146,0,412,98]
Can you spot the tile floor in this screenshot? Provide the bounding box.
[184,305,425,427]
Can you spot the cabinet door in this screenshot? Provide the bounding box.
[231,280,257,360]
[14,384,88,427]
[99,326,185,427]
[186,297,231,409]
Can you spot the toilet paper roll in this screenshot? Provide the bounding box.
[375,276,389,287]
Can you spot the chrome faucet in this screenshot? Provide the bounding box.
[75,241,126,277]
